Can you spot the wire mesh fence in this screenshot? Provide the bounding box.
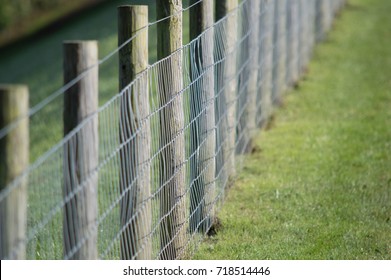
[0,0,345,260]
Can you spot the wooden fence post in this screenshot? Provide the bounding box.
[287,0,300,87]
[259,0,275,125]
[216,0,238,179]
[272,0,287,105]
[299,0,315,75]
[279,0,287,99]
[298,0,306,75]
[0,85,29,259]
[315,0,327,42]
[63,40,98,259]
[245,0,261,148]
[189,0,216,234]
[325,0,333,33]
[157,0,186,260]
[312,0,318,48]
[118,5,151,260]
[312,2,318,58]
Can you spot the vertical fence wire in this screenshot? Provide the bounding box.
[0,0,345,259]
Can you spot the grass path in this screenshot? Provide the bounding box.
[194,0,391,259]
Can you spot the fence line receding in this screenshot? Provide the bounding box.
[0,0,345,260]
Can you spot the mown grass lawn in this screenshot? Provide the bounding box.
[194,0,391,260]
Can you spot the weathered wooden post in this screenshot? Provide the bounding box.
[63,40,98,259]
[189,0,216,234]
[272,0,279,103]
[260,0,275,125]
[325,0,333,33]
[0,85,29,259]
[285,0,292,87]
[245,0,261,145]
[272,0,287,104]
[298,0,306,76]
[216,0,238,178]
[157,0,186,260]
[334,0,344,16]
[118,5,151,260]
[287,0,300,87]
[299,0,314,74]
[297,0,306,77]
[278,0,287,98]
[315,0,327,42]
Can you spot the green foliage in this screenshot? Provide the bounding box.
[0,0,74,31]
[0,1,12,30]
[0,0,30,30]
[32,0,61,9]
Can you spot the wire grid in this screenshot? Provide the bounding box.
[0,0,345,259]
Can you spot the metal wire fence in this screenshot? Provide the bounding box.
[0,0,345,260]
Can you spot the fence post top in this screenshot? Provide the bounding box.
[63,40,98,46]
[0,84,28,91]
[117,5,148,9]
[117,5,148,17]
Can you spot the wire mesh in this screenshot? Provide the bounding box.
[0,0,346,259]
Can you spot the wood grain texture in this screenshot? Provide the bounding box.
[157,0,186,260]
[118,5,151,260]
[216,0,238,179]
[63,40,98,259]
[189,0,216,234]
[0,84,29,259]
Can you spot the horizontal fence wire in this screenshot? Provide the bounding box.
[0,0,346,259]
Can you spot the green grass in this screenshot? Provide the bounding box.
[194,0,391,260]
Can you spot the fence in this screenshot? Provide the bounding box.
[0,0,345,260]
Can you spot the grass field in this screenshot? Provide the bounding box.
[194,0,391,260]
